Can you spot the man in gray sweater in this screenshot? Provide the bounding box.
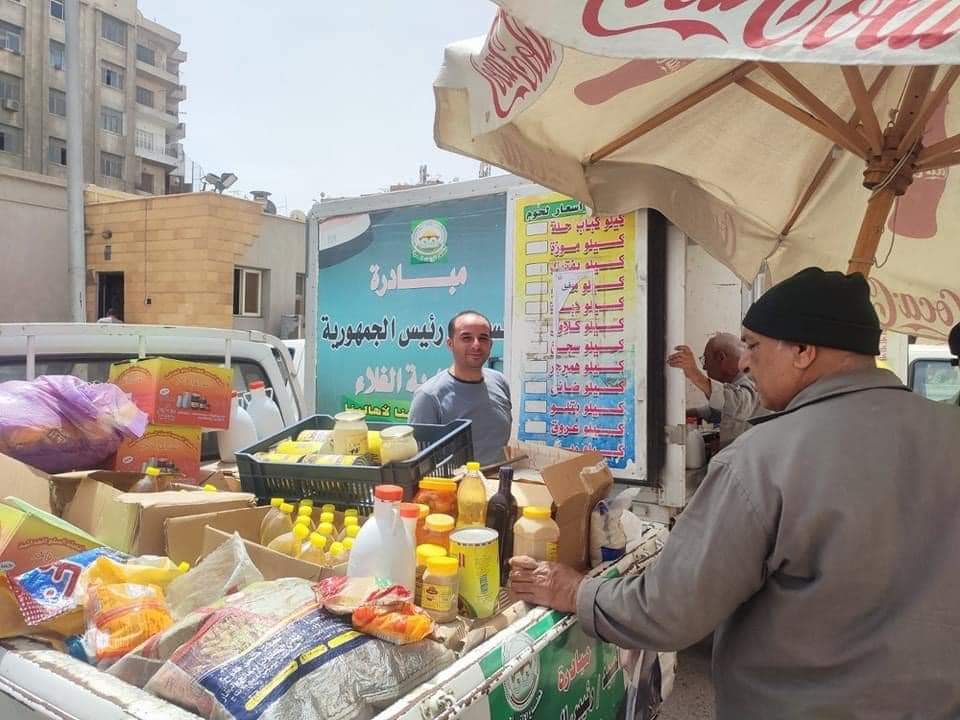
[409,310,512,465]
[511,267,960,719]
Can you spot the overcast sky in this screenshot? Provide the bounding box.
[138,1,497,214]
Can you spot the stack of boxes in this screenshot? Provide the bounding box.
[109,358,234,482]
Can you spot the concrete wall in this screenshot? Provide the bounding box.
[84,191,264,327]
[0,168,71,321]
[234,213,306,338]
[684,242,744,407]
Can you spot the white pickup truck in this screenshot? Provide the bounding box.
[0,323,305,459]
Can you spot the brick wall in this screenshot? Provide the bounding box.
[84,192,264,327]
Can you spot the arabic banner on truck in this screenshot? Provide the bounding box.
[508,190,641,476]
[316,194,507,421]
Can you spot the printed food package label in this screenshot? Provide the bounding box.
[109,357,234,430]
[114,425,202,481]
[0,498,102,575]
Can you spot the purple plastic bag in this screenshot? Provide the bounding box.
[0,375,148,473]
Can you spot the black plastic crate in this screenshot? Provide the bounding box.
[235,415,473,509]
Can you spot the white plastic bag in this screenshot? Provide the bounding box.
[589,487,640,567]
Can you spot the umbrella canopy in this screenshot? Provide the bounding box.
[434,2,960,340]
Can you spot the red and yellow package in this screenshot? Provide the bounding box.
[352,600,434,645]
[84,583,172,663]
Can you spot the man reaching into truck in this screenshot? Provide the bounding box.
[510,267,960,719]
[409,310,512,465]
[668,332,760,446]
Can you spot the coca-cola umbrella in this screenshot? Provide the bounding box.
[433,2,960,340]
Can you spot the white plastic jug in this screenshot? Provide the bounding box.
[685,424,706,469]
[245,380,284,440]
[217,393,259,462]
[347,484,415,593]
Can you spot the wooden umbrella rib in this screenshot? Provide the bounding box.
[916,151,960,172]
[759,63,872,158]
[917,132,960,165]
[736,78,867,158]
[780,66,894,238]
[841,66,884,154]
[588,61,757,164]
[899,66,960,154]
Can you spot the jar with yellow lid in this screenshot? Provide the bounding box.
[413,477,458,518]
[513,506,560,562]
[414,543,447,605]
[421,556,460,622]
[419,513,455,550]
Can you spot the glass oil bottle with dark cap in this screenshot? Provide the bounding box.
[486,466,518,577]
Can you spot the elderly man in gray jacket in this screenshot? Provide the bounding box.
[510,267,960,719]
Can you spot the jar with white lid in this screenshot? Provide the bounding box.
[379,424,419,464]
[332,410,369,455]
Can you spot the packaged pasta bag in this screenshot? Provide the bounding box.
[83,583,173,666]
[352,599,434,645]
[84,555,189,591]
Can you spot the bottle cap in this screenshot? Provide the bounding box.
[343,537,354,551]
[321,503,335,513]
[329,541,345,556]
[146,467,161,477]
[523,506,552,520]
[249,380,265,390]
[466,462,481,472]
[202,484,217,492]
[343,515,359,527]
[295,515,312,526]
[271,497,283,508]
[416,543,447,565]
[425,514,455,532]
[301,499,315,508]
[374,484,403,502]
[426,556,458,576]
[399,503,420,519]
[416,503,430,519]
[309,533,327,550]
[345,525,360,538]
[298,505,313,516]
[280,502,295,514]
[419,478,457,492]
[294,524,310,540]
[319,511,335,524]
[178,562,190,573]
[317,522,335,536]
[344,508,359,517]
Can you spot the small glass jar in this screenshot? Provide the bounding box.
[378,425,419,464]
[413,478,458,518]
[419,513,455,551]
[415,543,447,605]
[332,411,369,455]
[421,556,460,622]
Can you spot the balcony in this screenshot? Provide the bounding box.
[169,48,187,63]
[169,84,186,102]
[169,121,186,141]
[135,59,178,86]
[135,139,179,168]
[135,102,178,127]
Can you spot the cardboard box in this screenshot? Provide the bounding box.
[114,425,202,481]
[503,442,612,571]
[109,357,234,429]
[200,526,342,581]
[0,453,55,514]
[0,498,100,574]
[60,475,254,555]
[165,505,273,565]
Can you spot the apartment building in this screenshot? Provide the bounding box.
[0,0,187,195]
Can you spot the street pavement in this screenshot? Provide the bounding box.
[659,641,714,720]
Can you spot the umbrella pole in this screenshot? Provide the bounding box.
[847,189,896,277]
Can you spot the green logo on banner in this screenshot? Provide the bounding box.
[410,219,448,264]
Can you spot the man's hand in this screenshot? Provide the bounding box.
[667,345,711,399]
[508,556,584,614]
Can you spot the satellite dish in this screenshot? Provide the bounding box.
[289,210,306,222]
[203,172,239,193]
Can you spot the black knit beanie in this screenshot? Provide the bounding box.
[743,267,881,356]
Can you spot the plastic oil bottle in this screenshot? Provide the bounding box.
[299,532,328,565]
[347,484,415,592]
[298,505,316,530]
[327,541,349,568]
[291,523,311,558]
[260,501,294,546]
[456,462,488,528]
[267,515,304,557]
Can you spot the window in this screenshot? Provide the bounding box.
[101,14,126,46]
[51,1,65,20]
[233,268,262,317]
[135,86,154,107]
[136,44,155,65]
[135,127,154,151]
[101,62,123,89]
[0,21,22,55]
[100,151,123,179]
[0,73,20,102]
[49,40,65,71]
[137,172,154,193]
[294,273,306,317]
[0,124,22,154]
[48,88,66,116]
[48,137,67,166]
[101,106,123,134]
[910,359,960,404]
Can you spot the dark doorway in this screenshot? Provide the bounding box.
[97,272,124,320]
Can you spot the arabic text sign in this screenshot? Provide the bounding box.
[316,194,507,420]
[512,192,638,473]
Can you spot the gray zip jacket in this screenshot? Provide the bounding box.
[577,368,960,719]
[695,371,761,445]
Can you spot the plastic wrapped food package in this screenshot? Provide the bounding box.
[0,375,148,473]
[316,576,407,616]
[111,577,454,720]
[352,600,434,646]
[83,583,173,665]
